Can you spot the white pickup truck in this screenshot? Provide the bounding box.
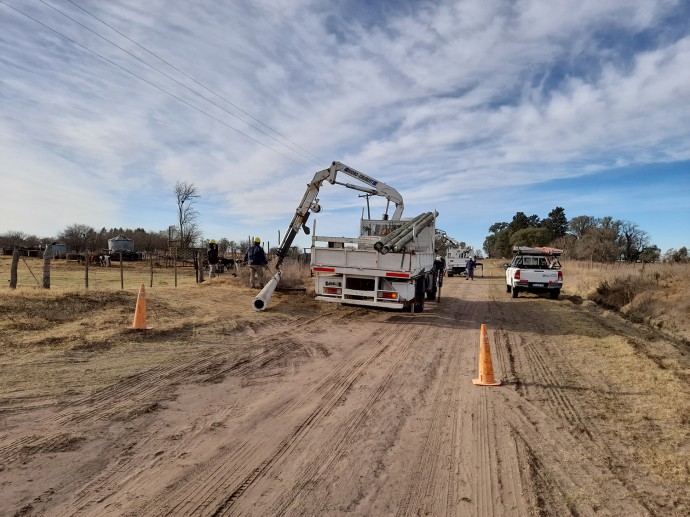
[505,246,563,299]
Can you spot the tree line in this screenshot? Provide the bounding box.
[1,181,251,257]
[0,226,255,257]
[483,207,687,263]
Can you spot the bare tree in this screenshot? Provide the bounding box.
[619,221,651,262]
[174,181,200,248]
[58,224,97,252]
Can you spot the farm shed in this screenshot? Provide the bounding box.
[108,235,134,252]
[50,243,68,258]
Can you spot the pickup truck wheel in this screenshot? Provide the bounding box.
[511,286,519,298]
[506,284,511,293]
[549,289,560,300]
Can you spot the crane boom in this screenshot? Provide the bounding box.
[274,161,404,268]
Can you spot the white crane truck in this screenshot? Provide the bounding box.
[505,246,563,299]
[254,161,441,312]
[444,238,473,277]
[311,209,439,312]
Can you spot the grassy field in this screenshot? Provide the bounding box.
[0,254,201,291]
[562,259,690,340]
[4,256,688,339]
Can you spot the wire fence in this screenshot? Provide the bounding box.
[1,254,242,291]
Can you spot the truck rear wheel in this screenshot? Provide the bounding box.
[549,289,560,300]
[506,284,511,293]
[511,286,519,298]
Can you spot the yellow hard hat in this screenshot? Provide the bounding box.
[254,237,261,243]
[209,239,216,244]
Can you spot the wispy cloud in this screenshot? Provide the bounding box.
[1,0,688,251]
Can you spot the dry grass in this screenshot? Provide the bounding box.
[0,256,315,405]
[561,260,690,340]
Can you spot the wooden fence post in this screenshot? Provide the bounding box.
[174,249,178,287]
[42,245,52,289]
[197,251,205,283]
[10,246,20,289]
[84,250,89,289]
[120,251,124,289]
[150,253,154,288]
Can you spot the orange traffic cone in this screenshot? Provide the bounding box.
[132,283,151,330]
[472,324,501,386]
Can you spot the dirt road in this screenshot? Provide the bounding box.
[1,275,688,516]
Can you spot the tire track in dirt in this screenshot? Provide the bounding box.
[137,321,415,516]
[264,325,429,516]
[50,323,363,516]
[2,311,354,516]
[395,339,467,516]
[392,278,530,517]
[489,281,653,515]
[394,292,472,517]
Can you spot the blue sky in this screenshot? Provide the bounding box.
[1,0,689,254]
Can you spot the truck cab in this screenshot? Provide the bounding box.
[505,247,563,299]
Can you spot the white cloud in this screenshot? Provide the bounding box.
[1,0,689,251]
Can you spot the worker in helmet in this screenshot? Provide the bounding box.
[207,239,219,278]
[244,237,268,288]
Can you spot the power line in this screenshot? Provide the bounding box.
[0,0,313,167]
[34,0,323,167]
[65,0,325,166]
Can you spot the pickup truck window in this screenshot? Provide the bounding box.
[514,256,549,268]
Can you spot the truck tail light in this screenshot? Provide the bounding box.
[377,291,398,300]
[558,271,563,282]
[514,269,520,279]
[324,287,341,295]
[386,272,410,278]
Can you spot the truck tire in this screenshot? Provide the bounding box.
[549,289,560,300]
[506,284,511,293]
[511,286,519,298]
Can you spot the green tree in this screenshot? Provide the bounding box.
[640,245,660,263]
[671,247,689,263]
[568,215,597,239]
[542,207,568,241]
[510,227,552,247]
